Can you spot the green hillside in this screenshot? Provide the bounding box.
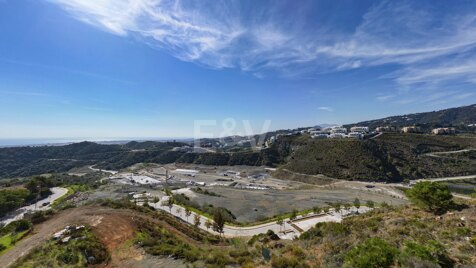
[280,133,476,182]
[345,104,476,130]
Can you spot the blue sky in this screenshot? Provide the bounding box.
[1,0,476,139]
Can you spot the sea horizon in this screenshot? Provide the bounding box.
[0,137,193,148]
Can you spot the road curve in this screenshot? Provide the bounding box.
[1,187,68,226]
[149,194,369,239]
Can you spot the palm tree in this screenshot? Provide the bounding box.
[276,217,284,232]
[205,219,212,231]
[366,200,375,208]
[194,214,201,227]
[290,209,298,221]
[167,198,174,213]
[334,202,341,213]
[343,203,351,211]
[175,207,182,215]
[185,207,192,222]
[353,198,361,210]
[312,206,321,215]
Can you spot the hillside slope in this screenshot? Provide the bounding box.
[280,133,476,182]
[346,104,476,130]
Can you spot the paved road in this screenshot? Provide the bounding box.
[424,148,476,157]
[89,165,118,174]
[351,174,476,200]
[369,132,383,139]
[413,174,476,183]
[1,187,68,226]
[148,192,370,239]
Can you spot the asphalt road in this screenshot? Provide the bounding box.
[1,187,68,226]
[149,192,370,239]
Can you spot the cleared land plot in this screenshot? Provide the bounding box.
[189,185,406,222]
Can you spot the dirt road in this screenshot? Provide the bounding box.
[0,206,148,267]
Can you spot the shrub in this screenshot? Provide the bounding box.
[14,219,32,232]
[206,251,230,266]
[400,240,453,267]
[366,200,375,208]
[271,255,308,268]
[29,210,54,224]
[344,238,398,268]
[405,181,454,214]
[0,188,30,218]
[300,222,349,240]
[57,250,79,264]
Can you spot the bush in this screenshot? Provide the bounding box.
[14,219,32,232]
[400,240,453,267]
[271,255,309,268]
[57,250,79,264]
[29,210,54,224]
[300,222,349,240]
[344,238,398,268]
[0,243,6,252]
[405,181,454,214]
[0,188,30,218]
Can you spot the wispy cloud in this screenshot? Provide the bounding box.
[47,0,476,92]
[0,57,135,84]
[317,106,333,112]
[0,90,50,97]
[376,95,395,101]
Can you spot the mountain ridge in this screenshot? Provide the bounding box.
[344,103,476,130]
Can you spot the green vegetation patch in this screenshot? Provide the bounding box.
[0,230,29,254]
[344,237,399,268]
[135,219,258,267]
[405,181,455,214]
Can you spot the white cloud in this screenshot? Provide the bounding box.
[393,57,476,86]
[317,106,333,112]
[376,95,394,101]
[47,0,476,88]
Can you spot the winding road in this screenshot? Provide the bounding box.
[88,165,118,175]
[148,192,370,240]
[424,148,476,158]
[1,187,69,226]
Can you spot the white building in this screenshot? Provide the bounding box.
[347,132,364,139]
[175,169,199,177]
[432,127,456,135]
[329,133,346,139]
[330,126,348,134]
[375,126,398,132]
[402,126,421,133]
[312,134,328,139]
[350,126,369,133]
[132,192,151,199]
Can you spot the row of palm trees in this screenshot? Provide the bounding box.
[159,196,376,235]
[161,196,225,235]
[274,198,376,232]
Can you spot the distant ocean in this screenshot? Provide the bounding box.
[0,137,192,148]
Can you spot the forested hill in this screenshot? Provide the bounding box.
[345,104,476,130]
[0,141,187,178]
